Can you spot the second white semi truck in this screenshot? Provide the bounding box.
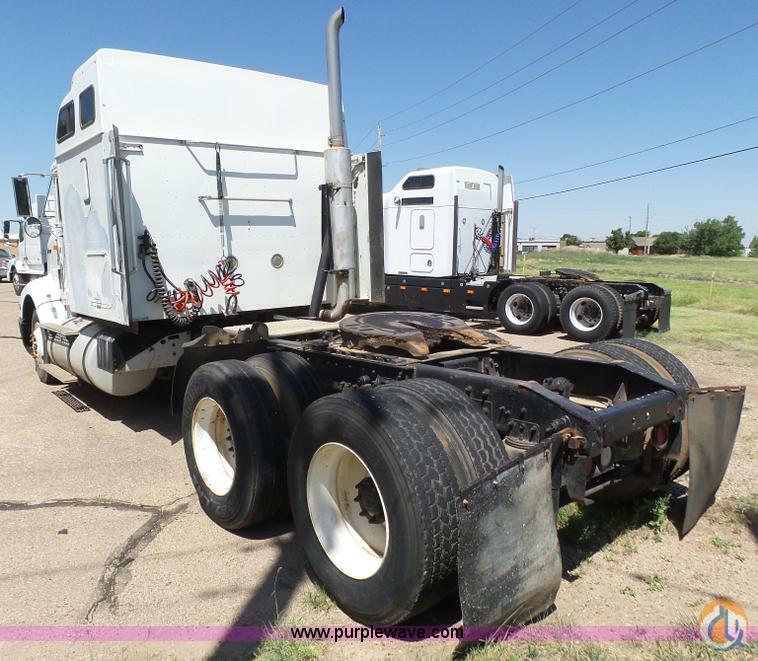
[12,7,742,632]
[381,166,670,342]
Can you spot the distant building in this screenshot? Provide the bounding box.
[580,239,610,252]
[517,238,560,253]
[630,235,657,255]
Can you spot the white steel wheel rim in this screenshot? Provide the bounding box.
[569,297,603,331]
[191,397,236,496]
[505,292,534,326]
[306,442,389,580]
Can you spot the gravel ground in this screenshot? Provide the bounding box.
[0,281,754,660]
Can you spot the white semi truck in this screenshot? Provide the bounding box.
[381,167,671,342]
[13,7,743,630]
[3,186,56,295]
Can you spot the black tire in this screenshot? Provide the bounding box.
[245,351,325,445]
[559,284,621,342]
[30,311,57,385]
[12,270,24,296]
[606,340,698,478]
[530,281,558,327]
[183,360,287,530]
[606,338,698,389]
[380,378,508,484]
[557,341,655,376]
[496,282,548,335]
[288,388,461,625]
[592,284,624,330]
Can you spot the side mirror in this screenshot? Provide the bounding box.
[2,220,9,238]
[12,176,32,218]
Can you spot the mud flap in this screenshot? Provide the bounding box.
[682,387,745,536]
[457,446,562,628]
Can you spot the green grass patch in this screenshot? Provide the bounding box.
[516,251,758,356]
[711,536,733,553]
[557,495,673,574]
[461,640,613,660]
[651,640,758,660]
[519,251,758,286]
[256,633,321,661]
[303,584,334,613]
[557,494,673,547]
[732,494,758,528]
[645,573,664,592]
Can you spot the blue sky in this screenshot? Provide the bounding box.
[1,0,756,241]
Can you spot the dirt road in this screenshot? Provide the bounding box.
[0,281,754,660]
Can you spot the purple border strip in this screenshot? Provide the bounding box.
[0,625,754,643]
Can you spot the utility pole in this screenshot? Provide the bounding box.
[644,203,651,255]
[628,215,632,233]
[376,123,383,150]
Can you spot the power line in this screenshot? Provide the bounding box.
[373,1,584,125]
[383,20,758,167]
[384,0,678,146]
[353,125,376,151]
[518,114,758,183]
[518,145,758,200]
[385,0,644,135]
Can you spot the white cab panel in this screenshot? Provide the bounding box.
[54,49,330,324]
[384,166,513,278]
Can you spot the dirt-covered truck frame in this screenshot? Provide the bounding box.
[14,7,743,630]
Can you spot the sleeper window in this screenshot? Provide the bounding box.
[79,86,96,129]
[56,101,75,142]
[402,175,435,190]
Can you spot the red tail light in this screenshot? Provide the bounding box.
[653,425,669,449]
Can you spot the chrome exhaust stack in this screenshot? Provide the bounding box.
[320,6,355,320]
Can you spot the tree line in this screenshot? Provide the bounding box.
[564,216,755,256]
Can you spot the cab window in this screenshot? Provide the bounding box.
[56,101,75,142]
[79,86,96,128]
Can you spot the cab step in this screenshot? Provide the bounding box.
[39,363,78,384]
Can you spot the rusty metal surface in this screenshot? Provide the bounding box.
[457,447,562,627]
[182,323,269,349]
[682,386,745,536]
[338,311,490,357]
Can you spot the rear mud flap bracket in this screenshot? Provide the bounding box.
[458,443,562,628]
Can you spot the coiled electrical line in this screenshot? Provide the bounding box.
[140,230,244,326]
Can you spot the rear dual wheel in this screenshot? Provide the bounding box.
[559,284,623,342]
[182,360,287,529]
[288,379,507,625]
[182,353,323,529]
[496,282,556,335]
